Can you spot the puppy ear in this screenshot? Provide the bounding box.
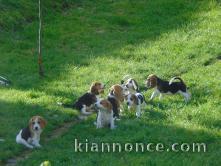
[132,80,139,91]
[29,117,33,124]
[39,117,47,128]
[29,117,34,129]
[133,95,139,105]
[148,75,157,88]
[90,83,99,95]
[151,77,157,87]
[115,89,124,102]
[107,101,113,112]
[110,89,114,95]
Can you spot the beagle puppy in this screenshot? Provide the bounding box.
[125,93,146,117]
[121,75,139,94]
[107,84,125,119]
[95,99,115,129]
[59,82,105,115]
[16,116,47,149]
[146,74,191,102]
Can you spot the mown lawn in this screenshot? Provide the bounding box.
[0,0,221,165]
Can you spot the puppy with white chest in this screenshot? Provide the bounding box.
[146,74,191,102]
[108,84,125,119]
[16,116,47,149]
[125,93,146,117]
[95,99,115,129]
[121,75,139,94]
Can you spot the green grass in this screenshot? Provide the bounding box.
[0,0,221,165]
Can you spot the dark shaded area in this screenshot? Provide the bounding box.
[146,109,168,120]
[203,54,221,66]
[18,117,221,165]
[0,99,76,162]
[0,0,77,31]
[0,0,212,93]
[216,54,221,60]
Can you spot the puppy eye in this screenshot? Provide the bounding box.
[32,122,35,125]
[37,121,40,124]
[130,98,133,100]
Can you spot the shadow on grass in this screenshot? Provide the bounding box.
[0,99,76,163]
[0,0,212,92]
[17,117,221,165]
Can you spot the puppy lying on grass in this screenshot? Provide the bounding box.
[16,116,47,149]
[58,82,105,115]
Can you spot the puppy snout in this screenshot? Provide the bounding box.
[34,126,39,130]
[126,102,130,105]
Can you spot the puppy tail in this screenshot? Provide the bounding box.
[169,77,185,85]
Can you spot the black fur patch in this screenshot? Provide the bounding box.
[108,97,119,118]
[73,92,97,110]
[157,78,186,93]
[21,127,31,141]
[136,93,144,104]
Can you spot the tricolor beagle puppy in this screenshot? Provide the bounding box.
[121,75,139,94]
[108,84,125,119]
[95,99,115,129]
[59,82,105,115]
[125,93,146,117]
[16,116,47,149]
[146,74,191,102]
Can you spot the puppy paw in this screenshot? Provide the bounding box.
[93,121,97,126]
[136,113,141,118]
[111,125,117,129]
[27,145,34,149]
[35,144,42,148]
[114,117,121,121]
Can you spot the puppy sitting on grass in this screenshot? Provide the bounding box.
[95,99,115,129]
[16,116,47,149]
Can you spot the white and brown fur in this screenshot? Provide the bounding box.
[121,75,139,94]
[95,99,115,129]
[16,116,47,149]
[146,74,191,102]
[125,93,146,117]
[107,84,126,119]
[59,82,105,115]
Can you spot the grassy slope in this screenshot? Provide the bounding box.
[0,0,221,165]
